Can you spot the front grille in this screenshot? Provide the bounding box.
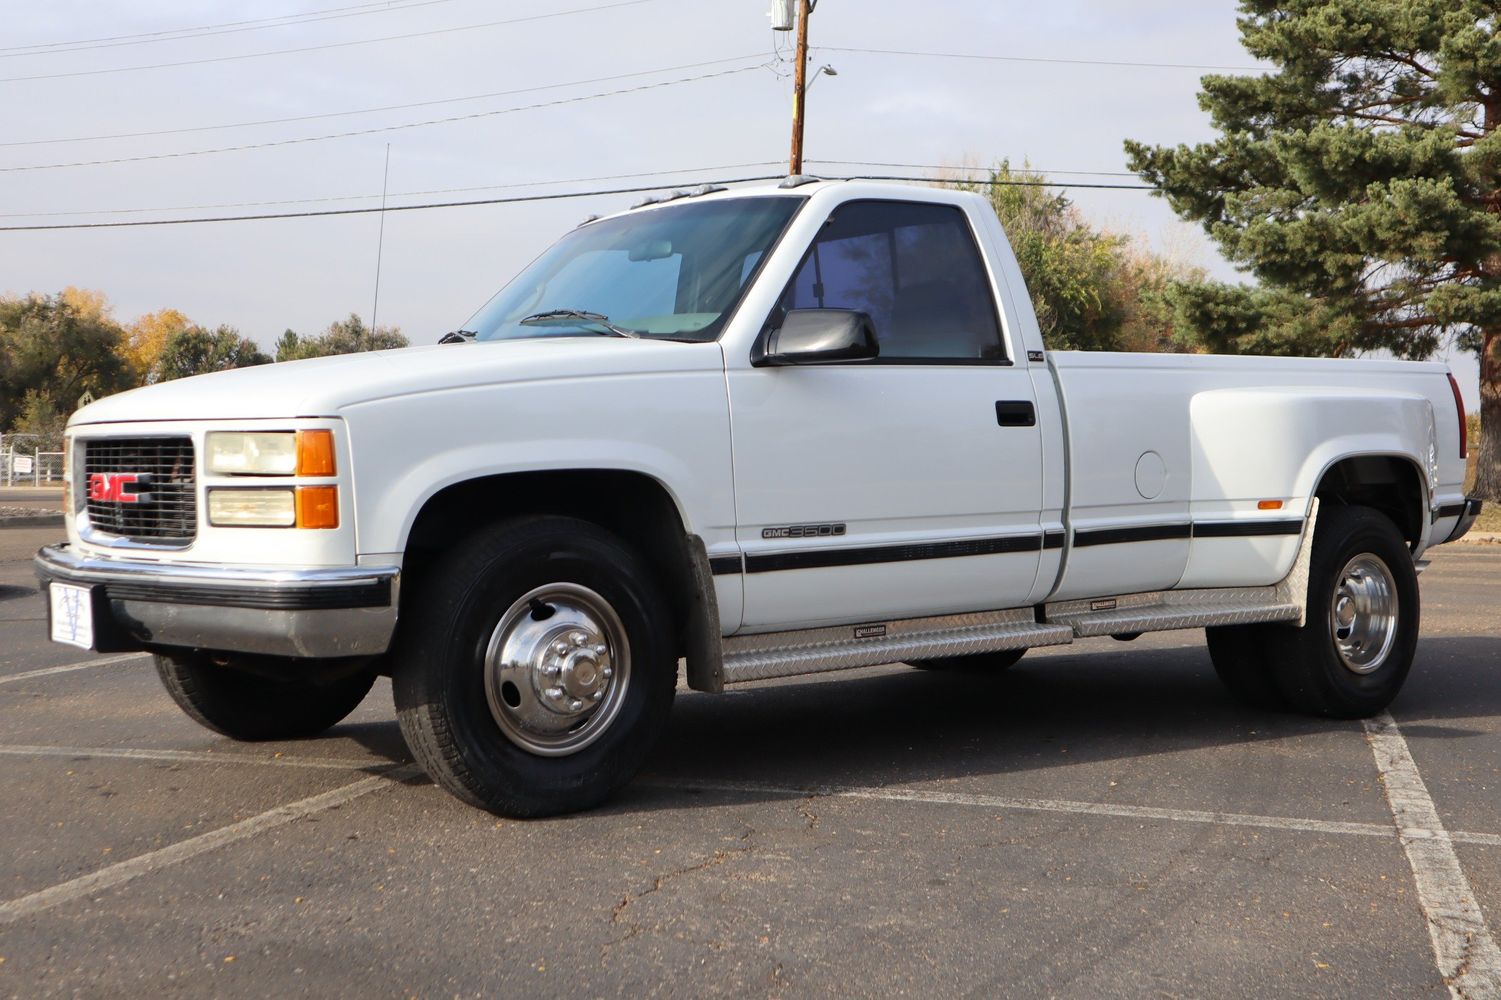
[84,437,197,543]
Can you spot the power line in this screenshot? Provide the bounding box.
[0,160,1132,218]
[0,65,765,172]
[0,176,789,232]
[0,162,787,218]
[0,0,657,83]
[0,174,1157,233]
[809,159,1137,177]
[846,173,1146,189]
[819,45,1265,72]
[0,55,766,148]
[0,0,464,57]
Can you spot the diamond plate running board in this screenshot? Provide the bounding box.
[1045,500,1318,637]
[1044,592,1302,638]
[720,609,1074,685]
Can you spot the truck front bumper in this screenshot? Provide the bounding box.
[35,544,399,659]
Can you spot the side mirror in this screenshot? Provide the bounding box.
[758,309,879,366]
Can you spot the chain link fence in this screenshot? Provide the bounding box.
[1,438,65,487]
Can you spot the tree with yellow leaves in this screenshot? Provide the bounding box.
[123,308,193,380]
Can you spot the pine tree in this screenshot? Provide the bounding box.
[1125,0,1501,501]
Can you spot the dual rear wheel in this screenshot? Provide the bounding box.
[1207,505,1419,718]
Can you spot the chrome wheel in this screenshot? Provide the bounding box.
[483,583,631,756]
[1329,553,1398,675]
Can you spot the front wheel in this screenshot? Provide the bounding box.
[1268,505,1419,718]
[392,516,677,817]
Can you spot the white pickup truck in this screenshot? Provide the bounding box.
[37,179,1482,816]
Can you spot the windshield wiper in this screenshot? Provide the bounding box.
[438,329,476,344]
[518,309,640,339]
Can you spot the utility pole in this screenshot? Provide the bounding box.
[787,0,812,175]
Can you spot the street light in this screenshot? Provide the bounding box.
[805,64,837,90]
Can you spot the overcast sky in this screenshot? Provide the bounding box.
[0,0,1481,407]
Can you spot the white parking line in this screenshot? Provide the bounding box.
[1364,712,1501,1000]
[0,653,148,685]
[0,743,395,772]
[648,776,1501,847]
[0,764,423,925]
[7,742,1501,849]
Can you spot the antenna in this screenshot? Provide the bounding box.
[369,143,391,351]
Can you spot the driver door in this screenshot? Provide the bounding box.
[726,199,1046,630]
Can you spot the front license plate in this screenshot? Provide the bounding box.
[49,582,95,650]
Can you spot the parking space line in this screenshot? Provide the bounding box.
[6,742,1501,853]
[0,764,424,925]
[0,653,148,685]
[647,777,1501,848]
[0,743,395,772]
[1364,712,1501,1000]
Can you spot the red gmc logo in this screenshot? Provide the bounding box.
[87,472,146,503]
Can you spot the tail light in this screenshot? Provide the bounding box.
[1447,372,1468,460]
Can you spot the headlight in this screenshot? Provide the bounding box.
[206,432,296,475]
[205,430,335,476]
[208,489,295,527]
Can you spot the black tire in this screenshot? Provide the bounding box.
[1267,505,1420,718]
[911,648,1026,672]
[1205,624,1286,710]
[391,516,676,818]
[155,652,377,741]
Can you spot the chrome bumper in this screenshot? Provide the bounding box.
[35,544,399,659]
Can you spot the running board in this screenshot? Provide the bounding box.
[720,609,1074,685]
[714,501,1319,686]
[1043,589,1301,637]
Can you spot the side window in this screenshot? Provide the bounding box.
[777,201,1006,362]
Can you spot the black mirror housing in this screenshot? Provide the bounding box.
[758,309,879,366]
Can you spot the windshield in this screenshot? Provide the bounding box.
[466,196,804,343]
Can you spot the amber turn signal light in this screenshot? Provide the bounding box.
[295,430,336,477]
[295,486,339,529]
[1258,500,1284,510]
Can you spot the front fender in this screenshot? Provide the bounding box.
[339,373,738,557]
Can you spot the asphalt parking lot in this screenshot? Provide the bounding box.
[1,524,1498,999]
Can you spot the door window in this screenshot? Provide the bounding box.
[777,200,1006,362]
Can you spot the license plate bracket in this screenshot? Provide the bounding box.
[45,581,144,654]
[49,582,95,650]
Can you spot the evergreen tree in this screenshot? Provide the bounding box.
[1125,0,1501,500]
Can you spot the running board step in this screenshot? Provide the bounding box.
[1045,589,1301,638]
[721,609,1074,685]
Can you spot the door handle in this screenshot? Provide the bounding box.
[995,400,1036,427]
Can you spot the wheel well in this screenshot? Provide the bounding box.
[401,470,697,651]
[1314,456,1425,548]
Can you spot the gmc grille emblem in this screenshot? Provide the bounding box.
[87,472,150,503]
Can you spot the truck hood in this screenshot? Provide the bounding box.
[70,337,726,425]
